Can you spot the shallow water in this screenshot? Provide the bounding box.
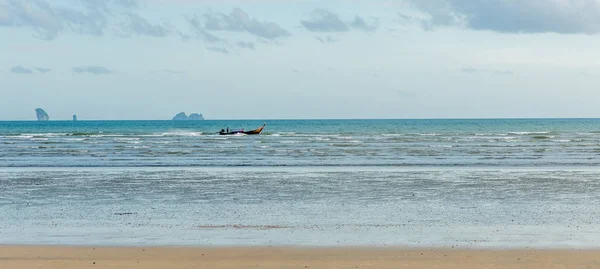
[1,167,599,247]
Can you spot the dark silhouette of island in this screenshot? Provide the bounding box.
[35,108,49,121]
[172,112,204,120]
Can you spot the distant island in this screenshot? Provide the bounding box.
[35,108,49,121]
[172,112,204,121]
[73,114,78,121]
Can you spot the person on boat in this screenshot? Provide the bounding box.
[220,129,225,134]
[226,127,229,133]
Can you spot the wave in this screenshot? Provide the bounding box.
[23,133,69,137]
[64,138,86,141]
[11,135,34,139]
[67,132,103,136]
[508,131,551,135]
[161,131,204,137]
[381,134,405,137]
[114,137,141,141]
[329,143,363,147]
[531,135,555,140]
[3,162,600,168]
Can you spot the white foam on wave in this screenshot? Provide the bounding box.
[508,131,549,135]
[65,138,86,141]
[429,145,453,148]
[381,133,405,137]
[465,136,517,141]
[286,134,340,138]
[114,137,140,141]
[474,133,509,136]
[13,135,34,139]
[161,131,204,137]
[88,134,125,138]
[22,133,68,137]
[126,145,149,149]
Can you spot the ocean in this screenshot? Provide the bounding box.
[1,119,600,247]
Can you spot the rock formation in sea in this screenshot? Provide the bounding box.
[172,112,204,120]
[188,113,204,120]
[35,108,49,121]
[73,114,78,121]
[172,112,188,120]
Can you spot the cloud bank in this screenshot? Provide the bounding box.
[301,9,378,33]
[0,0,169,40]
[121,13,172,37]
[186,7,290,53]
[73,66,113,75]
[405,0,600,34]
[202,8,290,39]
[10,65,51,74]
[10,65,33,74]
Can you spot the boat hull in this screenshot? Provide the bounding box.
[219,124,265,135]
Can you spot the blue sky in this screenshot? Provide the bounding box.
[2,0,600,120]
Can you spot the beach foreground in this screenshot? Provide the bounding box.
[1,246,600,269]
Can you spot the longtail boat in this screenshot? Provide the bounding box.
[219,124,265,135]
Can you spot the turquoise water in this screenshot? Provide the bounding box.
[1,119,600,247]
[2,119,600,167]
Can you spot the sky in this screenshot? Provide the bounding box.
[2,0,600,120]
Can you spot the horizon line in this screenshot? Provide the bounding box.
[3,117,600,121]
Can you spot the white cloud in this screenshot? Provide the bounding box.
[0,0,173,39]
[405,0,600,34]
[202,8,290,39]
[122,13,171,37]
[73,65,113,74]
[301,9,349,32]
[349,16,378,32]
[10,65,34,74]
[301,9,378,33]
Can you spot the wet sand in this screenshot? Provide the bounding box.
[1,246,600,269]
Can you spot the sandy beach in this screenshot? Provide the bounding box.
[1,246,599,269]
